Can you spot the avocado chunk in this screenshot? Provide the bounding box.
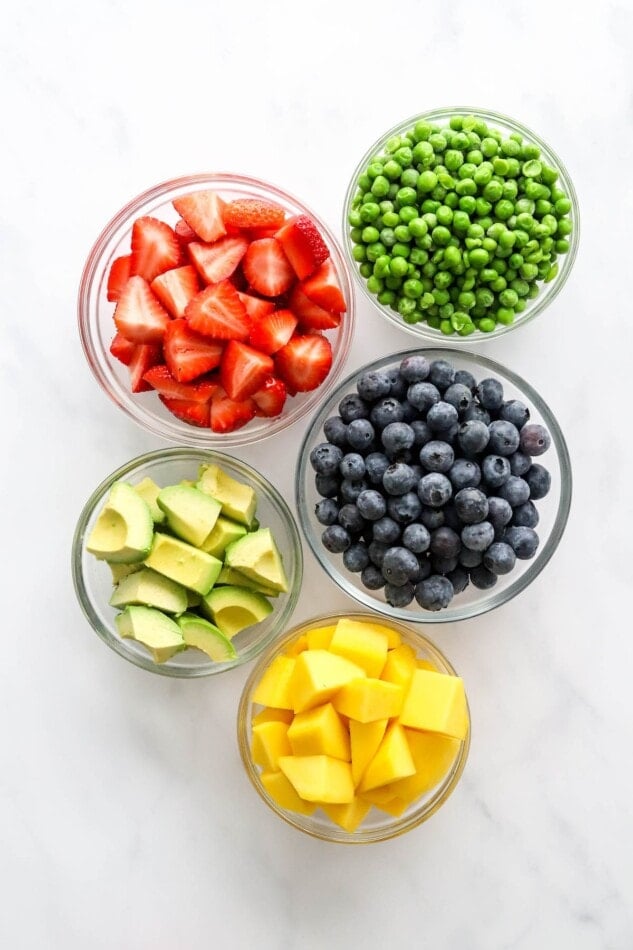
[108,562,144,584]
[201,585,273,639]
[115,605,185,663]
[177,613,237,661]
[216,565,280,598]
[197,463,257,527]
[86,482,154,564]
[201,516,247,557]
[157,484,222,547]
[186,590,203,608]
[224,527,288,593]
[145,533,222,595]
[109,567,188,614]
[133,477,166,524]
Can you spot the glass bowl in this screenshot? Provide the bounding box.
[72,448,303,677]
[78,173,355,446]
[296,348,572,623]
[237,612,470,843]
[343,107,579,343]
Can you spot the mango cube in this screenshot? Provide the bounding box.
[251,721,292,771]
[287,703,350,761]
[321,797,372,833]
[349,718,388,787]
[399,669,469,740]
[290,650,365,713]
[368,623,402,649]
[252,707,293,726]
[328,618,389,678]
[416,659,438,671]
[260,770,317,816]
[333,678,404,723]
[285,635,309,658]
[357,784,401,806]
[388,729,461,801]
[305,625,336,650]
[358,723,416,792]
[252,655,296,709]
[279,755,355,804]
[368,796,409,817]
[381,644,417,689]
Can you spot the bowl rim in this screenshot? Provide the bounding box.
[72,447,304,677]
[237,610,471,843]
[295,346,572,623]
[342,105,580,344]
[77,172,355,447]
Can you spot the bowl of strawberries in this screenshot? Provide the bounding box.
[78,174,355,444]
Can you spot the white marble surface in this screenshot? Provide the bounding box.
[2,0,632,946]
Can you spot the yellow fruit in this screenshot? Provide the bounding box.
[252,655,296,709]
[368,796,409,817]
[416,659,438,671]
[349,718,388,787]
[357,785,400,806]
[260,770,317,816]
[251,707,293,726]
[287,703,350,761]
[251,721,292,771]
[289,650,366,713]
[381,643,417,689]
[333,678,404,723]
[388,729,461,802]
[399,669,469,740]
[321,797,372,833]
[278,755,355,804]
[358,723,416,792]
[305,625,336,650]
[285,635,309,658]
[328,618,389,678]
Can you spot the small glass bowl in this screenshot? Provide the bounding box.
[343,107,579,343]
[237,612,470,843]
[296,348,572,623]
[72,448,303,677]
[78,173,355,446]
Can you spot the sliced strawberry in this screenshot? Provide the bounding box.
[163,319,224,382]
[223,198,286,230]
[289,284,342,331]
[143,364,218,402]
[130,217,182,283]
[275,215,330,280]
[174,218,199,247]
[172,190,227,243]
[109,331,136,366]
[249,309,297,355]
[242,238,295,297]
[219,340,275,401]
[185,281,251,340]
[113,276,171,344]
[150,265,199,319]
[129,344,162,393]
[275,334,333,394]
[237,292,276,321]
[210,387,256,433]
[159,395,211,428]
[252,375,287,417]
[247,227,281,240]
[301,259,346,312]
[188,235,248,285]
[107,255,132,302]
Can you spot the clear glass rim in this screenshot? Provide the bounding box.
[71,447,304,677]
[342,106,580,345]
[237,611,471,843]
[295,347,572,623]
[77,172,355,447]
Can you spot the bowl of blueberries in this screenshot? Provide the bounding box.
[295,349,571,622]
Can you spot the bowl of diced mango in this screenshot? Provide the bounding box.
[237,612,470,843]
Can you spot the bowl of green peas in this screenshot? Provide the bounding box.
[343,108,579,341]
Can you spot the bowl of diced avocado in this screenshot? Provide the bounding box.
[72,448,303,676]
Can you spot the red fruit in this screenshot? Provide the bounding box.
[242,238,295,297]
[109,331,136,365]
[289,284,341,331]
[159,395,211,428]
[210,387,256,433]
[237,292,276,321]
[300,260,346,313]
[143,364,218,402]
[150,265,199,319]
[247,227,281,240]
[185,281,251,340]
[130,216,182,283]
[113,276,171,344]
[188,235,248,285]
[275,215,330,280]
[174,218,199,246]
[249,309,297,355]
[220,340,275,401]
[172,190,227,243]
[275,334,333,393]
[107,255,132,302]
[128,344,162,393]
[252,375,287,417]
[163,319,223,382]
[223,198,286,230]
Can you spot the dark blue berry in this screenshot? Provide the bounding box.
[488,420,521,457]
[356,371,392,402]
[461,521,495,551]
[419,440,455,473]
[384,366,408,400]
[457,420,490,456]
[315,498,339,525]
[448,458,481,491]
[315,474,340,498]
[447,566,469,594]
[383,462,417,496]
[337,503,365,534]
[504,526,540,559]
[525,464,551,500]
[382,546,420,586]
[487,496,513,531]
[483,541,516,575]
[454,487,489,524]
[387,491,423,524]
[512,500,540,528]
[410,420,433,447]
[500,399,530,429]
[430,526,461,558]
[443,383,473,414]
[356,489,387,521]
[339,393,369,422]
[381,422,415,457]
[417,472,452,508]
[372,516,401,544]
[323,416,348,447]
[441,502,463,531]
[399,355,430,383]
[469,565,498,589]
[401,522,431,554]
[365,452,390,485]
[454,369,477,391]
[415,575,454,610]
[370,397,405,429]
[339,453,366,480]
[346,419,376,451]
[322,525,351,553]
[340,478,369,503]
[407,382,440,412]
[459,547,483,568]
[400,401,419,424]
[462,403,491,425]
[429,359,456,391]
[310,442,343,475]
[385,581,415,607]
[419,506,444,530]
[475,377,504,412]
[368,540,389,567]
[431,553,460,575]
[519,424,551,457]
[416,557,432,582]
[509,451,531,476]
[427,401,459,432]
[343,542,370,573]
[361,564,385,590]
[498,476,530,507]
[482,454,512,488]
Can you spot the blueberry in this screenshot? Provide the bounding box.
[419,440,455,473]
[447,566,469,594]
[401,522,431,554]
[448,459,482,491]
[356,371,392,402]
[419,506,444,530]
[346,419,376,451]
[323,415,348,448]
[512,500,540,528]
[519,424,551,457]
[381,422,415,457]
[475,377,504,412]
[383,462,417,496]
[509,451,531,477]
[459,547,483,568]
[409,463,424,482]
[498,476,530,507]
[340,478,369,503]
[372,516,401,544]
[462,403,491,425]
[431,553,460,575]
[387,491,422,524]
[385,581,415,608]
[470,565,498,589]
[442,422,460,445]
[399,401,419,424]
[454,487,489,524]
[337,503,365,534]
[407,382,440,413]
[443,383,473,414]
[461,521,495,551]
[487,496,513,531]
[482,454,512,488]
[454,369,477,391]
[483,541,516,575]
[356,489,387,521]
[500,399,530,429]
[525,463,551,500]
[416,557,432,582]
[310,442,344,475]
[429,359,456,391]
[322,525,351,553]
[315,474,340,498]
[430,526,461,558]
[427,401,459,432]
[365,452,390,485]
[339,452,366,480]
[504,526,540,559]
[382,546,420,586]
[488,420,521,457]
[343,541,370,573]
[399,355,431,383]
[361,564,385,590]
[339,393,369,422]
[368,540,389,567]
[370,397,405,429]
[315,498,339,525]
[457,420,490,456]
[441,502,463,531]
[415,575,454,611]
[410,420,433,447]
[384,366,409,400]
[417,473,453,508]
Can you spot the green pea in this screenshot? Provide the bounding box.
[458,162,478,180]
[358,174,371,191]
[370,175,390,198]
[385,135,404,154]
[430,185,447,203]
[555,238,570,254]
[480,137,498,158]
[421,278,434,293]
[550,185,566,202]
[493,157,509,176]
[475,287,494,308]
[398,206,418,224]
[457,290,475,310]
[412,140,434,166]
[359,262,372,278]
[458,321,476,336]
[421,199,440,214]
[429,133,447,152]
[439,319,455,335]
[482,237,497,253]
[500,138,520,157]
[395,146,413,167]
[496,307,515,325]
[449,310,472,331]
[415,234,433,250]
[494,199,514,221]
[422,212,437,229]
[378,290,396,306]
[499,288,519,308]
[366,242,386,262]
[361,225,380,243]
[408,217,428,239]
[396,186,417,208]
[417,170,438,193]
[498,229,516,250]
[525,180,548,201]
[433,288,450,305]
[556,218,572,237]
[383,160,402,181]
[513,230,530,249]
[390,256,409,277]
[491,276,507,292]
[413,120,432,141]
[478,317,496,332]
[385,275,402,289]
[393,225,412,243]
[366,275,384,294]
[449,116,464,130]
[436,205,453,226]
[400,169,419,189]
[552,197,571,217]
[382,211,400,228]
[515,298,527,312]
[534,199,553,217]
[348,209,363,228]
[458,195,477,214]
[510,278,530,297]
[443,245,462,268]
[469,248,490,269]
[434,269,453,289]
[541,165,559,185]
[373,255,392,278]
[445,192,459,209]
[452,131,469,150]
[408,263,421,278]
[521,143,540,161]
[438,302,454,319]
[515,212,535,233]
[352,244,366,262]
[506,158,521,178]
[474,165,493,187]
[544,263,559,282]
[392,242,411,259]
[520,262,538,280]
[422,261,437,277]
[445,149,464,171]
[351,228,364,244]
[380,229,396,249]
[398,297,417,317]
[515,198,535,215]
[403,278,424,299]
[455,178,477,196]
[467,149,483,166]
[522,159,542,178]
[483,180,503,202]
[360,202,381,223]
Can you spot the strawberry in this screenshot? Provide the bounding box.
[130,216,182,283]
[249,309,297,355]
[223,198,286,230]
[242,238,295,297]
[159,395,211,428]
[247,227,281,240]
[210,387,256,433]
[143,364,218,403]
[275,215,330,280]
[220,340,275,401]
[237,291,276,321]
[163,319,223,382]
[188,235,248,285]
[275,333,333,394]
[185,281,251,340]
[109,331,136,365]
[174,218,199,247]
[128,344,162,393]
[107,255,132,302]
[172,190,227,243]
[150,265,199,319]
[300,259,346,312]
[113,276,171,344]
[252,375,287,417]
[289,284,341,331]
